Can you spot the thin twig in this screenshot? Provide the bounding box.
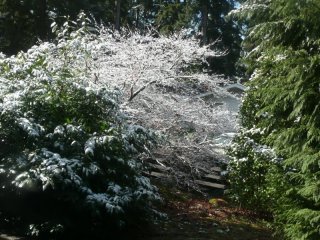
[128,80,156,101]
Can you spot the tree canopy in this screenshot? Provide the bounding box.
[228,1,320,239]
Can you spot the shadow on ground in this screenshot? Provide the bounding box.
[142,181,275,240]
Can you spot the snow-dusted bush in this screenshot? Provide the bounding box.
[226,128,281,212]
[0,14,160,238]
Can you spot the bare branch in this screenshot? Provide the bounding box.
[128,80,156,101]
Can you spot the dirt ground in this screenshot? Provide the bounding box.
[142,183,276,240]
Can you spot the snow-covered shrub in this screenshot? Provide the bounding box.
[0,14,160,238]
[226,128,280,212]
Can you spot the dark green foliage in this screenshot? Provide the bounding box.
[155,2,195,34]
[0,0,125,54]
[226,129,278,213]
[0,0,38,54]
[154,0,242,75]
[196,0,242,75]
[228,0,320,239]
[0,83,158,237]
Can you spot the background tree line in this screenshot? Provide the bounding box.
[0,0,241,75]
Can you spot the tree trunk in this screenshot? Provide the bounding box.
[115,0,121,30]
[201,1,208,45]
[136,7,140,29]
[38,0,48,40]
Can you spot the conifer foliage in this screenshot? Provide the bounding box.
[228,0,320,239]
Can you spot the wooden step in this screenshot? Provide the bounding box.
[143,171,167,178]
[203,174,222,181]
[194,180,226,190]
[211,166,222,172]
[148,163,170,172]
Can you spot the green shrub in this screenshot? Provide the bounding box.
[0,14,160,238]
[226,128,279,213]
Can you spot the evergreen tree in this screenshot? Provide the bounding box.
[197,0,241,75]
[0,0,37,54]
[0,0,131,54]
[155,0,195,34]
[230,0,320,239]
[154,0,242,75]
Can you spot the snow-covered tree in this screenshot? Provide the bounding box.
[89,25,238,190]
